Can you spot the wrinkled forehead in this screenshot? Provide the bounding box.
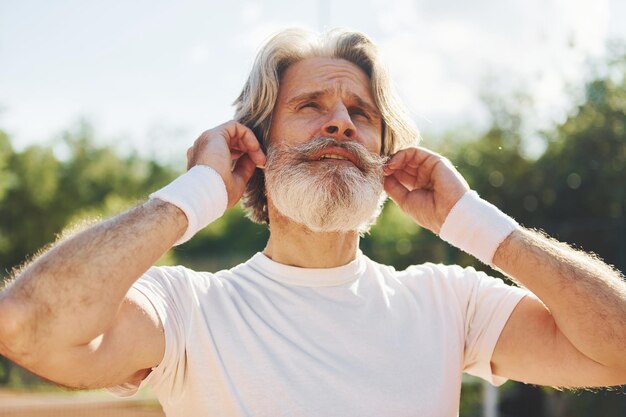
[278,57,377,107]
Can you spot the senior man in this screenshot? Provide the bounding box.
[1,28,625,417]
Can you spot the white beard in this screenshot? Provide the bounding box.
[264,138,387,234]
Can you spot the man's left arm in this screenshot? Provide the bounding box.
[383,146,626,388]
[489,228,626,387]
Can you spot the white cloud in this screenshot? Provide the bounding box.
[187,44,211,64]
[374,0,612,135]
[376,0,421,34]
[235,21,314,52]
[242,2,263,24]
[555,0,609,54]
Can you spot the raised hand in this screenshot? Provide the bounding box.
[187,121,266,208]
[383,147,470,234]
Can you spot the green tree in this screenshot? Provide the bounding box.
[528,67,626,271]
[0,123,179,277]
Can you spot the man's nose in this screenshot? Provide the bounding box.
[322,105,356,140]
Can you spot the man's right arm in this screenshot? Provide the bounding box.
[0,199,186,389]
[0,121,266,390]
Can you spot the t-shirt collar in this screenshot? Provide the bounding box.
[248,251,366,287]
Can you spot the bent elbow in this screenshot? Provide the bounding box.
[0,297,34,361]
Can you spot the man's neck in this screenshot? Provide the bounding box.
[263,212,360,268]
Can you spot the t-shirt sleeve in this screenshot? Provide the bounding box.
[107,265,193,398]
[460,267,529,385]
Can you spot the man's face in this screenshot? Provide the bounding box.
[268,57,383,154]
[263,57,387,233]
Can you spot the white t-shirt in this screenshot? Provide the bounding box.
[109,251,528,417]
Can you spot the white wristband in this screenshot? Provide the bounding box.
[150,165,228,246]
[439,190,518,265]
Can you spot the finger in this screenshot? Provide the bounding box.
[389,152,450,190]
[223,122,267,168]
[386,147,442,171]
[391,170,421,191]
[385,148,412,170]
[385,175,433,219]
[383,175,410,207]
[231,154,257,193]
[230,150,245,160]
[417,153,448,181]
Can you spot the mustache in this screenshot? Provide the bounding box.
[267,137,388,173]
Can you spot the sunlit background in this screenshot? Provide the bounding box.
[1,1,625,417]
[2,0,625,160]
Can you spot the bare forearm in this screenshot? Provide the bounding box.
[494,227,626,369]
[0,199,186,357]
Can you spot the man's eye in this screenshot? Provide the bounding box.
[350,108,370,120]
[300,102,320,109]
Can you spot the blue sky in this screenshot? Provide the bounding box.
[1,0,624,162]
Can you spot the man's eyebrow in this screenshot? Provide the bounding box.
[286,91,325,107]
[286,89,381,118]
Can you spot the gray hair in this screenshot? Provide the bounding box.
[234,28,419,225]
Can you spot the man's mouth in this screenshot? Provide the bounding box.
[311,147,359,166]
[318,154,349,161]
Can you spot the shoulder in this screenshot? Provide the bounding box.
[370,258,483,288]
[136,259,260,298]
[134,264,232,304]
[138,264,208,290]
[362,255,479,279]
[364,256,523,300]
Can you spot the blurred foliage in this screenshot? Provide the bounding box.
[0,45,625,416]
[0,121,176,276]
